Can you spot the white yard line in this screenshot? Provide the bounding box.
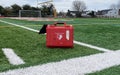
[2,48,25,65]
[0,50,120,75]
[0,20,39,32]
[0,20,112,52]
[74,41,112,52]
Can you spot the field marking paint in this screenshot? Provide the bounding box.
[0,20,112,52]
[74,41,112,52]
[2,48,25,65]
[1,50,120,75]
[0,20,39,32]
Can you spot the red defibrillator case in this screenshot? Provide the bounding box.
[46,22,74,48]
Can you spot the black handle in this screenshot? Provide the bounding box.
[54,22,66,26]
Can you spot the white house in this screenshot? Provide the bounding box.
[97,9,120,18]
[104,9,120,18]
[81,11,91,17]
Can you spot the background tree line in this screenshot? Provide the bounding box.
[0,0,96,18]
[0,4,54,17]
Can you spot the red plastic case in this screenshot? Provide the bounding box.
[46,23,74,48]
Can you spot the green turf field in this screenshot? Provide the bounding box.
[88,65,120,75]
[0,18,120,75]
[2,18,120,50]
[0,18,101,72]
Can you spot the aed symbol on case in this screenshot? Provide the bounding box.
[66,30,70,40]
[58,34,63,40]
[56,33,64,40]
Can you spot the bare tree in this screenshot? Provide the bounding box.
[110,0,120,9]
[110,4,117,9]
[117,0,120,9]
[72,0,86,12]
[72,0,86,17]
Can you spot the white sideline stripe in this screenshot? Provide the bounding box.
[2,48,25,65]
[0,20,112,52]
[0,20,39,32]
[74,41,112,52]
[0,50,120,75]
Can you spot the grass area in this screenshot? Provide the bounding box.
[0,21,100,72]
[0,18,120,74]
[73,18,120,50]
[74,25,120,50]
[1,18,120,50]
[88,65,120,75]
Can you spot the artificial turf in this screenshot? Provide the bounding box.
[0,18,120,75]
[1,18,120,50]
[88,65,120,75]
[0,20,100,72]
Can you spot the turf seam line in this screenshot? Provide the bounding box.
[0,20,113,52]
[2,48,25,65]
[1,50,120,75]
[0,26,15,28]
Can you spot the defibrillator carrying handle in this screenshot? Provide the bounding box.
[54,22,66,26]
